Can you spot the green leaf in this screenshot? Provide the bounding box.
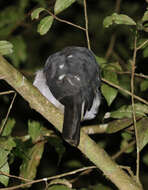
[0,161,9,187]
[137,117,148,152]
[101,84,117,106]
[143,46,148,58]
[1,118,15,136]
[31,7,45,20]
[101,66,119,106]
[37,16,54,35]
[28,120,42,142]
[28,120,53,143]
[0,137,15,186]
[111,103,148,119]
[0,148,10,186]
[95,56,107,69]
[49,179,72,189]
[107,118,134,134]
[54,0,76,14]
[95,57,106,64]
[118,75,131,98]
[108,62,122,72]
[9,36,27,67]
[0,41,13,55]
[121,132,132,141]
[48,185,74,190]
[0,148,9,168]
[0,136,16,151]
[20,141,45,184]
[13,138,32,160]
[103,13,136,28]
[142,10,148,22]
[103,16,113,28]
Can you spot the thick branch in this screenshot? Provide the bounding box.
[0,55,142,190]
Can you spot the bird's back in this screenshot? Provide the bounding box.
[43,47,101,113]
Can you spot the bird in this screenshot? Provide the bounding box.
[33,46,101,146]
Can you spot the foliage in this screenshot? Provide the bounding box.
[0,41,13,55]
[103,13,136,28]
[0,0,148,190]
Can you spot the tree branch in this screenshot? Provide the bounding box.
[0,55,142,190]
[83,0,91,50]
[131,32,140,184]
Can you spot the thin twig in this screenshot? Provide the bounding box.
[46,9,86,31]
[117,72,148,79]
[0,166,96,190]
[102,78,148,106]
[0,92,16,135]
[82,124,108,134]
[119,165,135,180]
[136,39,148,50]
[131,32,140,183]
[0,90,15,96]
[83,0,91,50]
[0,171,31,182]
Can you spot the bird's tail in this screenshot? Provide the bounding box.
[62,95,82,146]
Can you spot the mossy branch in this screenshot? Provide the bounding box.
[0,55,142,190]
